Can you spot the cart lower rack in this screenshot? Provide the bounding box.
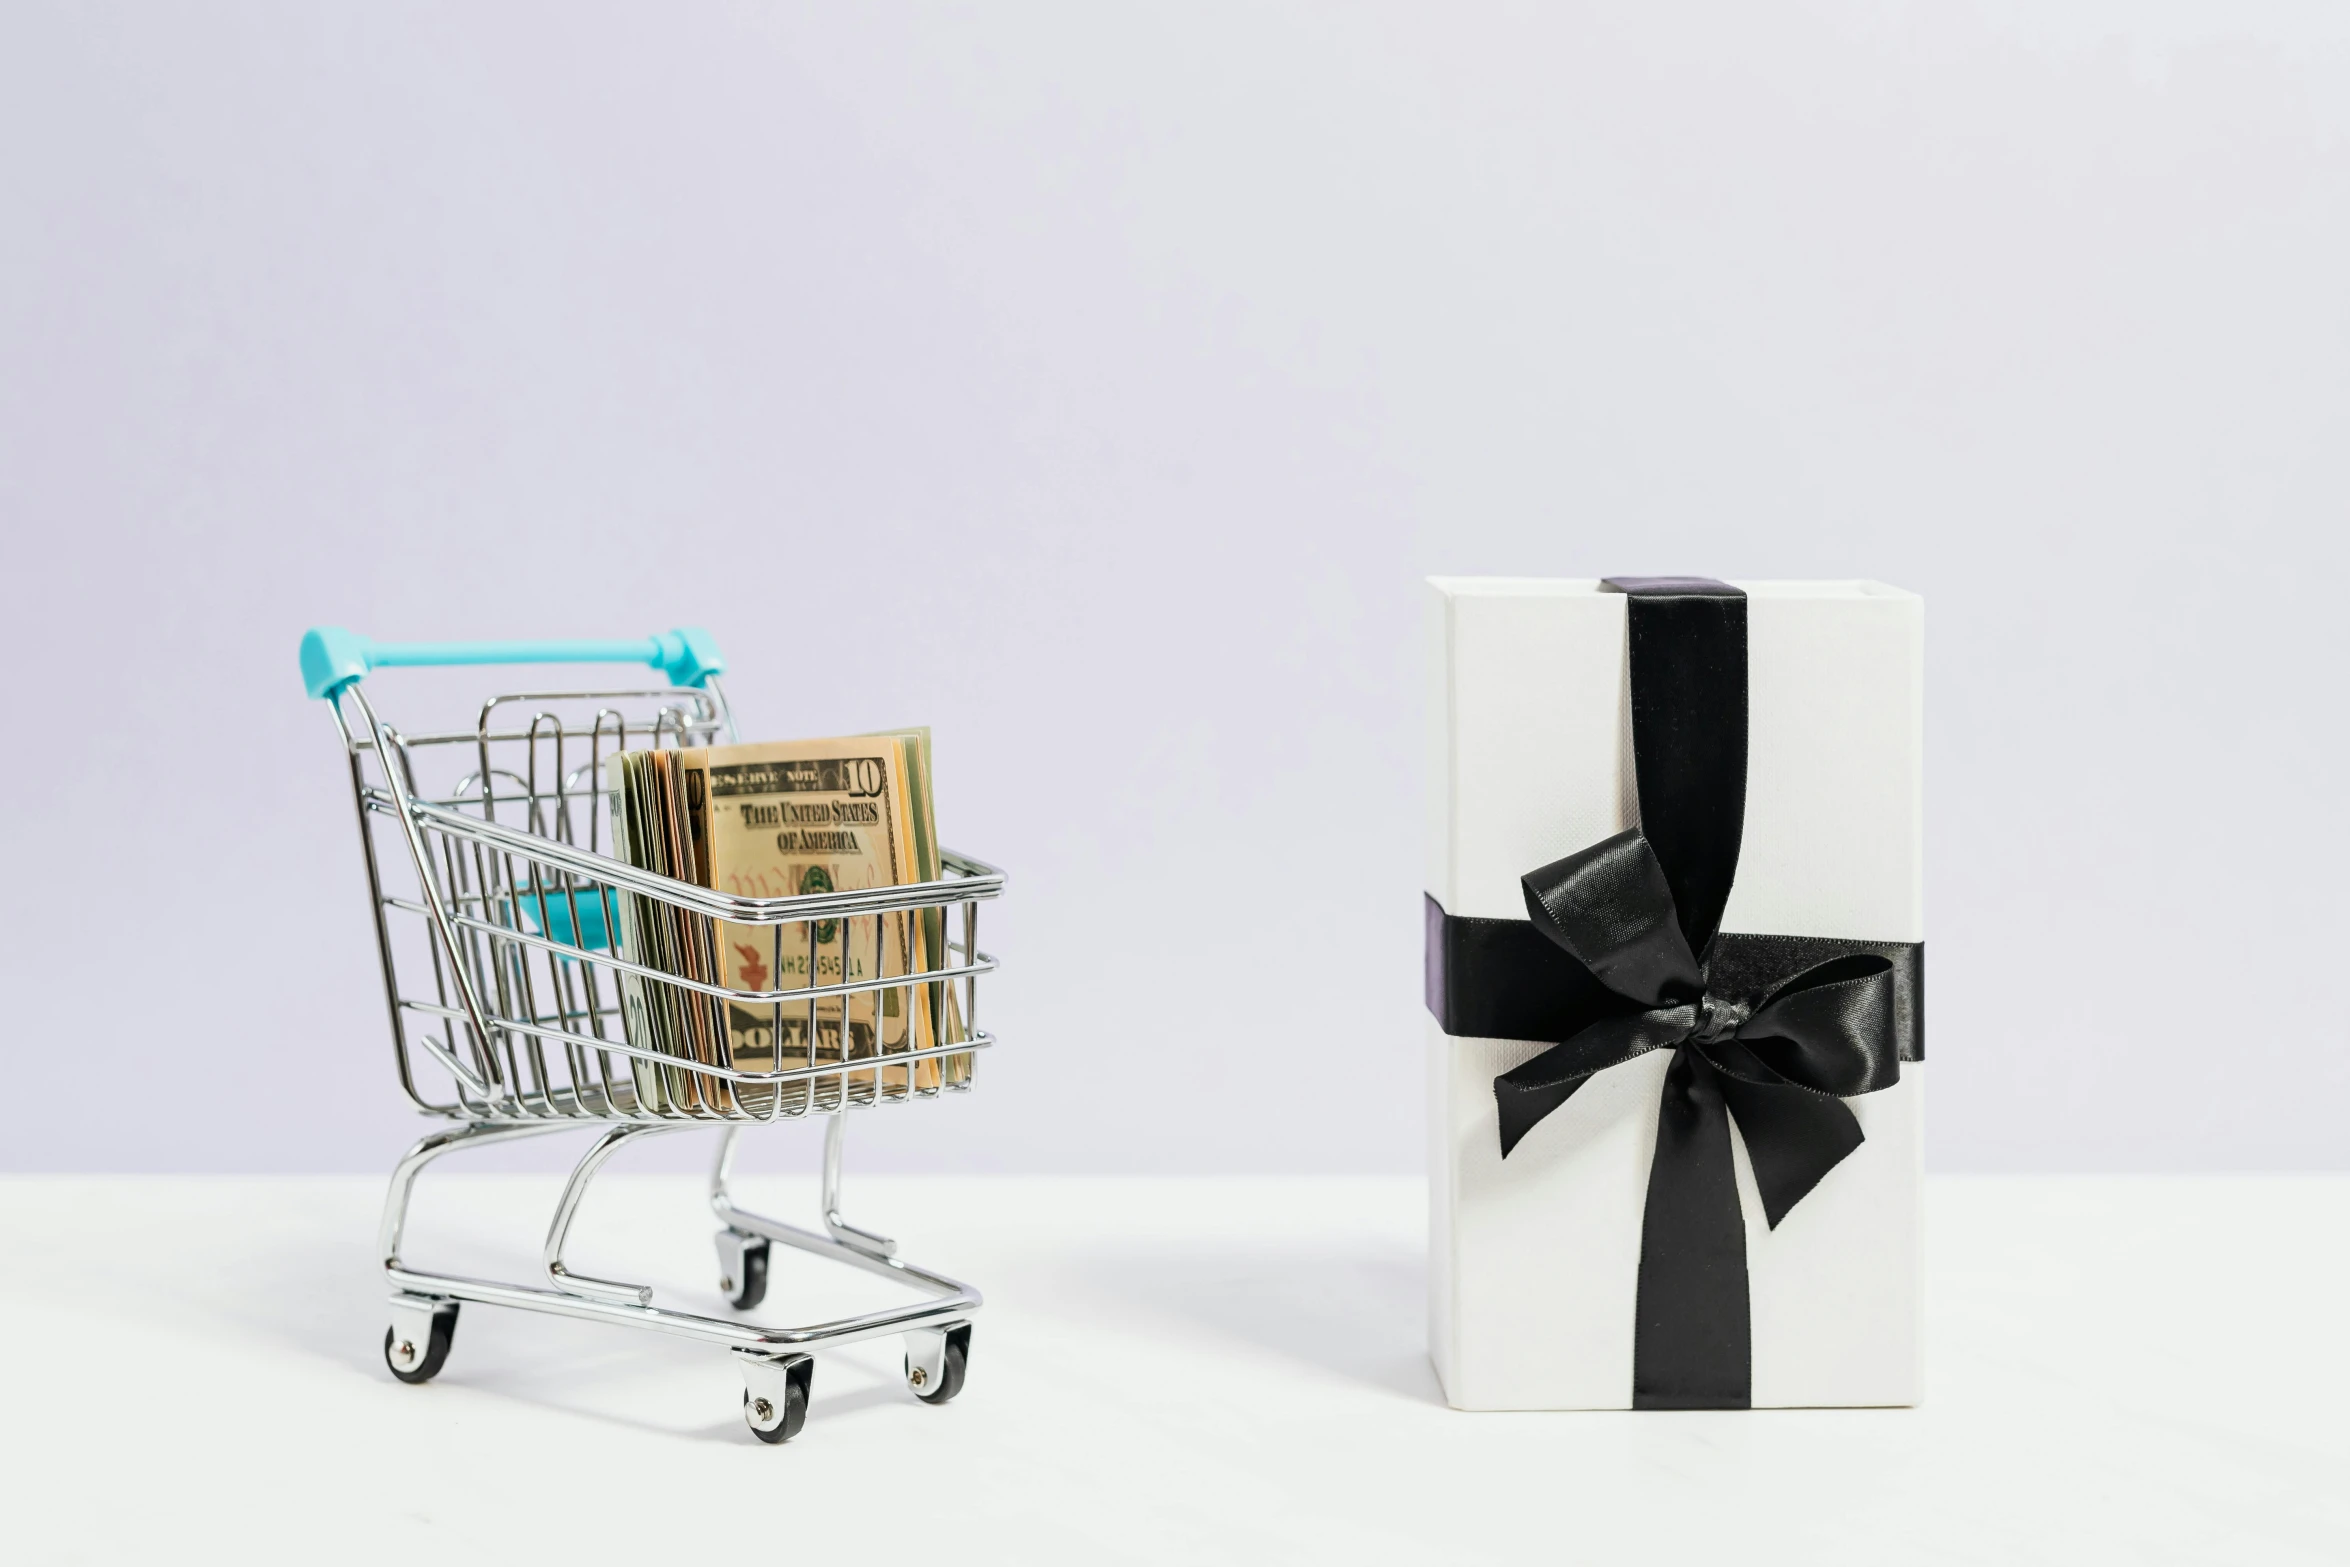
[305,627,1003,1443]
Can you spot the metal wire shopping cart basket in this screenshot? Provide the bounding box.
[302,626,1002,1443]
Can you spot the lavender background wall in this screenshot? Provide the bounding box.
[4,2,2345,1174]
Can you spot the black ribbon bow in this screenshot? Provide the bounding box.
[1425,576,1920,1410]
[1502,828,1902,1168]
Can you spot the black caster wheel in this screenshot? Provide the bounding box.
[384,1303,457,1384]
[743,1355,813,1444]
[719,1233,770,1311]
[909,1322,970,1405]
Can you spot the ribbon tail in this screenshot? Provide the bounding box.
[1495,1073,1585,1159]
[1494,1009,1695,1158]
[1713,1072,1866,1230]
[1632,1047,1751,1410]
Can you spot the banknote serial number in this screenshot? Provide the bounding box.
[710,758,889,799]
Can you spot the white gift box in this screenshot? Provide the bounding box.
[1423,579,1924,1411]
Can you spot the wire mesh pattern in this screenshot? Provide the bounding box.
[328,680,1001,1126]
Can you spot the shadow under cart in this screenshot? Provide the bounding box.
[381,1114,975,1444]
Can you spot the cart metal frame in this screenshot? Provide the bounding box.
[303,627,1001,1442]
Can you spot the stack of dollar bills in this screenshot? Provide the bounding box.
[602,730,961,1115]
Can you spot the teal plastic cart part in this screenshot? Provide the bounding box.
[513,885,613,952]
[299,627,724,699]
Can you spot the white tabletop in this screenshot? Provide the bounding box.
[2,1172,2343,1564]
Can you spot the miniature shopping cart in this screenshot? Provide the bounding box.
[302,626,1001,1443]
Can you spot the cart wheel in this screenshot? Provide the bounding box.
[384,1303,457,1384]
[908,1322,971,1406]
[719,1234,770,1312]
[742,1355,813,1444]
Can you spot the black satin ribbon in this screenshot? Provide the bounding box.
[1423,575,1919,1410]
[1425,901,1924,1066]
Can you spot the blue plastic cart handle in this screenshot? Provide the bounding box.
[299,627,725,699]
